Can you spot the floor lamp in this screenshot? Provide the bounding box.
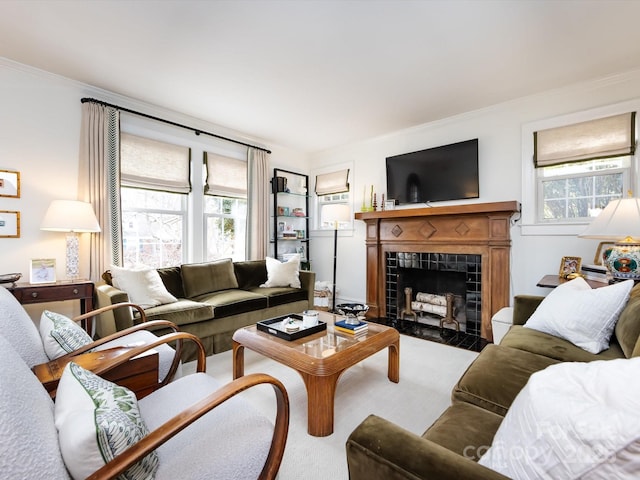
[322,204,351,313]
[41,200,101,279]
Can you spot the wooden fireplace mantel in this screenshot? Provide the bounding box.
[355,200,520,342]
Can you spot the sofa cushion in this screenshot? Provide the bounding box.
[524,277,633,354]
[156,266,185,298]
[137,299,214,327]
[478,357,640,478]
[422,402,504,459]
[247,286,308,307]
[614,283,640,358]
[196,290,268,318]
[109,265,178,309]
[500,325,625,362]
[181,259,239,298]
[261,255,301,288]
[452,344,560,416]
[234,260,268,289]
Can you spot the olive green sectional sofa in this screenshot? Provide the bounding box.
[95,259,315,361]
[347,280,640,479]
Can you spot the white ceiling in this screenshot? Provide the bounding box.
[2,0,640,153]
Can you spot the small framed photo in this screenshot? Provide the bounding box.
[30,258,57,284]
[0,210,20,238]
[594,241,615,265]
[559,256,582,278]
[0,170,20,198]
[385,199,396,210]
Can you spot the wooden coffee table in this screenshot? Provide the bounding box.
[232,311,399,437]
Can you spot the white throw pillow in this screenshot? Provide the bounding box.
[524,277,634,354]
[260,255,301,288]
[39,310,93,360]
[110,265,178,309]
[55,362,159,480]
[478,357,640,479]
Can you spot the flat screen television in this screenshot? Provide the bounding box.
[386,138,479,204]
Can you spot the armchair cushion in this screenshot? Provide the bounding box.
[138,372,275,480]
[110,265,178,309]
[0,334,70,480]
[39,310,93,360]
[55,362,159,480]
[261,255,301,288]
[524,277,633,354]
[0,286,49,368]
[478,357,640,478]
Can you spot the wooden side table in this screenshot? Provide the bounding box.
[33,346,159,399]
[7,280,95,332]
[536,274,609,289]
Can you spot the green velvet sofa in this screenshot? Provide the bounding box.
[346,286,640,479]
[95,259,315,361]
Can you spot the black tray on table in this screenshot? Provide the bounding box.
[257,314,327,341]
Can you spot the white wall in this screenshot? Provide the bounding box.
[0,59,308,318]
[309,69,640,306]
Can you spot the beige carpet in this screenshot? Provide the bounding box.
[182,334,478,479]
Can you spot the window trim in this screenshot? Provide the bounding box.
[521,99,640,236]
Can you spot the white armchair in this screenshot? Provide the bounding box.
[0,331,289,479]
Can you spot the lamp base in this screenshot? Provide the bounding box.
[604,240,640,281]
[65,233,80,279]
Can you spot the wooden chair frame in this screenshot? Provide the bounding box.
[41,302,183,388]
[78,332,290,480]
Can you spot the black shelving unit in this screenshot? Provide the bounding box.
[271,168,310,270]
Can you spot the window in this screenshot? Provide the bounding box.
[314,168,352,230]
[537,156,630,222]
[120,133,191,268]
[203,152,247,261]
[522,104,638,234]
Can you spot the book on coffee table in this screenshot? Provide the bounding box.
[335,318,368,333]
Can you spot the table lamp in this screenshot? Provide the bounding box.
[579,196,640,281]
[322,204,351,313]
[41,200,101,279]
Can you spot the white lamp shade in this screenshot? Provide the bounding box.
[579,197,640,240]
[41,200,101,233]
[322,204,351,226]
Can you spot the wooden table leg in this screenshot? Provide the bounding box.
[388,339,400,383]
[232,341,245,380]
[300,371,342,437]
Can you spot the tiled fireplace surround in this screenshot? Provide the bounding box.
[354,201,519,343]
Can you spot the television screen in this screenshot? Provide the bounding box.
[386,139,479,204]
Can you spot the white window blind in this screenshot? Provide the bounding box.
[534,112,636,168]
[315,169,350,195]
[120,133,191,193]
[204,152,247,198]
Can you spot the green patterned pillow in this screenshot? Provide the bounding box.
[39,310,93,360]
[54,362,159,480]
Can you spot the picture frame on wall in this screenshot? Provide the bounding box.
[559,256,582,278]
[0,170,20,198]
[30,258,57,284]
[0,210,20,238]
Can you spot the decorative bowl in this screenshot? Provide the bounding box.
[0,273,22,285]
[336,303,369,318]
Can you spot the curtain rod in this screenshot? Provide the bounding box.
[80,97,271,154]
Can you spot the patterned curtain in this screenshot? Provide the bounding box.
[246,148,269,260]
[77,102,122,280]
